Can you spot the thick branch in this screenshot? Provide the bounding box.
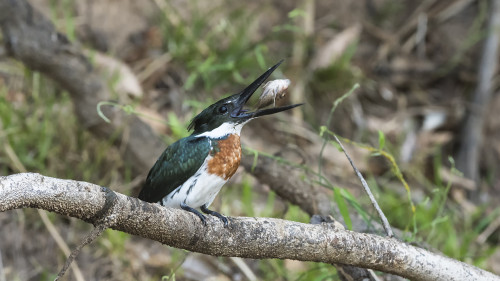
[1,173,498,281]
[240,154,332,216]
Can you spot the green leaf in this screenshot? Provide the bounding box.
[251,150,259,173]
[340,188,370,223]
[378,130,386,150]
[184,73,198,90]
[242,179,254,217]
[288,8,306,19]
[167,112,188,138]
[96,101,114,123]
[448,156,463,176]
[330,140,343,152]
[264,190,276,217]
[319,126,327,137]
[334,188,352,230]
[123,104,135,115]
[232,70,245,83]
[254,44,267,69]
[332,83,359,110]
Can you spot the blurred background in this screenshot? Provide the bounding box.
[1,0,500,280]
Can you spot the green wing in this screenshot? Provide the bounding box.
[138,135,211,203]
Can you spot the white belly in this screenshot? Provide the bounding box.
[160,160,227,209]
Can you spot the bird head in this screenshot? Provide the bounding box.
[188,60,302,137]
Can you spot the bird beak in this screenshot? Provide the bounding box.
[230,60,302,119]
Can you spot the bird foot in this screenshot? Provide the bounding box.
[201,204,229,227]
[180,202,207,225]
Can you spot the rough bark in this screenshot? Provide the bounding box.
[1,173,498,281]
[241,154,332,216]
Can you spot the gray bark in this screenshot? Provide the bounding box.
[1,173,498,281]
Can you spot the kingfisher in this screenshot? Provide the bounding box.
[138,61,301,226]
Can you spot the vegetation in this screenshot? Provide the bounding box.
[0,0,499,280]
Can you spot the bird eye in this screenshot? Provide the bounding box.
[218,105,228,114]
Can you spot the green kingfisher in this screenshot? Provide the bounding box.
[138,61,301,226]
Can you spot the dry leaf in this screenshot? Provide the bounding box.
[310,24,361,70]
[84,49,143,99]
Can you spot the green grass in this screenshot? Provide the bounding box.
[157,1,270,92]
[0,68,132,278]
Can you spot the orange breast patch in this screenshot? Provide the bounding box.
[207,134,242,180]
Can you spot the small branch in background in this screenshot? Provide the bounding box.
[333,135,394,238]
[55,224,107,281]
[457,0,500,184]
[477,214,500,244]
[229,257,258,281]
[241,152,332,217]
[55,189,119,281]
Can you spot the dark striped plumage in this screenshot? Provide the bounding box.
[138,135,211,203]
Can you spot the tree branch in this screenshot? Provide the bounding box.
[332,134,394,237]
[1,173,498,281]
[0,0,164,175]
[456,0,500,184]
[240,153,332,217]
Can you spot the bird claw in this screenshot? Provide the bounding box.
[180,202,207,225]
[201,204,229,227]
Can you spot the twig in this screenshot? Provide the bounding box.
[241,151,409,239]
[329,134,417,233]
[38,210,86,281]
[55,223,108,281]
[318,83,359,184]
[477,215,500,244]
[56,188,118,280]
[435,0,476,23]
[332,135,394,238]
[136,52,172,83]
[229,257,257,281]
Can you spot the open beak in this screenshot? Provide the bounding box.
[230,60,302,120]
